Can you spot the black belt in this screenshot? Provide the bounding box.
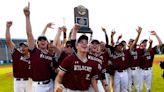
[142,67,151,70]
[16,78,28,81]
[117,70,126,72]
[130,67,138,70]
[37,79,50,85]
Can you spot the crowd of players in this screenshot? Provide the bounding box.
[5,3,163,92]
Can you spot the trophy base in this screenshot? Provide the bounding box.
[78,28,92,34]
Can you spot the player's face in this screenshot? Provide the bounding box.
[64,44,73,54]
[89,43,100,53]
[140,42,147,49]
[122,42,127,50]
[128,41,133,47]
[100,42,105,51]
[48,43,55,55]
[20,45,29,54]
[38,40,48,49]
[76,39,88,53]
[116,45,123,52]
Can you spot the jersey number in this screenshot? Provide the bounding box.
[86,74,90,80]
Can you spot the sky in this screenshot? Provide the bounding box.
[0,0,163,46]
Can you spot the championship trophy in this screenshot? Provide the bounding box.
[74,5,92,33]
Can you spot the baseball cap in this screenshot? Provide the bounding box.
[121,40,126,45]
[115,42,124,47]
[140,39,148,44]
[129,39,134,42]
[91,39,100,44]
[66,40,71,45]
[77,35,88,43]
[19,42,28,47]
[37,36,48,41]
[65,40,72,47]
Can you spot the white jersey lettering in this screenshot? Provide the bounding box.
[20,56,30,63]
[74,65,92,72]
[88,55,102,64]
[40,54,52,61]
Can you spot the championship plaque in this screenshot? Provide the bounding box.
[74,5,92,33]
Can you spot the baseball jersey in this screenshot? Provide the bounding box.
[128,48,142,67]
[111,50,130,70]
[57,51,70,67]
[59,54,99,90]
[106,44,130,70]
[12,48,30,78]
[30,48,53,81]
[139,47,156,68]
[102,51,110,70]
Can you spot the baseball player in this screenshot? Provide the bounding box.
[24,3,54,92]
[88,39,109,92]
[127,26,142,92]
[5,21,31,92]
[54,35,99,92]
[70,25,109,92]
[139,31,162,92]
[106,41,130,92]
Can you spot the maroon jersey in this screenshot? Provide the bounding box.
[30,48,53,81]
[128,48,142,67]
[87,52,105,72]
[12,48,30,78]
[111,50,130,70]
[57,51,70,67]
[59,54,99,90]
[102,51,110,70]
[139,47,156,69]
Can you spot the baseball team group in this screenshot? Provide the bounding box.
[5,2,163,92]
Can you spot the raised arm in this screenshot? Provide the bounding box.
[110,30,116,46]
[62,26,67,45]
[53,27,63,49]
[41,22,55,36]
[68,29,73,41]
[23,2,35,49]
[150,31,163,46]
[5,21,15,50]
[116,34,122,45]
[89,31,93,41]
[148,38,153,51]
[101,27,109,45]
[70,24,80,40]
[130,26,142,49]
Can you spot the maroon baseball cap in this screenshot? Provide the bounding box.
[91,39,100,44]
[19,42,28,47]
[129,39,134,43]
[77,35,88,43]
[140,39,148,44]
[37,36,48,41]
[115,42,124,47]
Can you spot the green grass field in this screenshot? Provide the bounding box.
[0,64,13,92]
[0,64,164,92]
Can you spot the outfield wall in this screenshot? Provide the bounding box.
[0,38,26,64]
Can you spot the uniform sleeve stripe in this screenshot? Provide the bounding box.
[58,66,67,72]
[101,69,106,73]
[91,75,98,79]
